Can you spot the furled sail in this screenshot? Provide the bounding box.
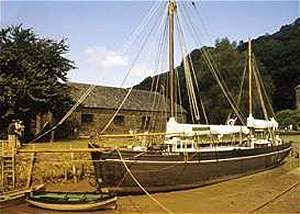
[166,117,249,136]
[246,115,278,129]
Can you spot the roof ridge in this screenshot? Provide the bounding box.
[68,81,163,96]
[68,81,187,113]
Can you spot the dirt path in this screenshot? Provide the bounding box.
[2,157,299,214]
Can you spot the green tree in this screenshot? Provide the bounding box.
[0,25,75,139]
[276,109,300,129]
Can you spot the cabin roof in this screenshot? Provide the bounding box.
[68,82,187,113]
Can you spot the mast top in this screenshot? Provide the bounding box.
[168,0,177,14]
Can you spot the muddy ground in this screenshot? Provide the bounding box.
[2,155,299,214]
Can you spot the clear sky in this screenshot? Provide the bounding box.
[1,1,299,87]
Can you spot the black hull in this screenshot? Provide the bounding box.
[91,143,291,195]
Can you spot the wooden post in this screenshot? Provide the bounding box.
[27,151,36,188]
[1,140,4,192]
[248,38,252,117]
[48,111,55,142]
[239,130,243,145]
[11,139,15,189]
[35,113,42,135]
[64,161,68,181]
[8,135,16,150]
[70,145,77,183]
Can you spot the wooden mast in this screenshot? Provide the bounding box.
[248,38,252,117]
[168,0,177,118]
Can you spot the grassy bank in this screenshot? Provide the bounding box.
[12,149,93,190]
[282,134,300,143]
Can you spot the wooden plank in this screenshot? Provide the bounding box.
[99,132,178,138]
[1,141,4,192]
[70,145,77,183]
[26,152,36,188]
[12,141,15,189]
[17,141,243,154]
[18,148,110,153]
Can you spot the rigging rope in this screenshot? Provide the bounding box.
[29,85,96,143]
[121,1,164,56]
[175,12,200,122]
[253,60,269,121]
[253,55,276,118]
[29,2,167,142]
[176,7,209,124]
[227,61,247,121]
[250,180,300,213]
[180,3,246,124]
[176,68,184,121]
[99,87,133,135]
[179,6,211,122]
[146,7,169,132]
[252,54,275,139]
[151,23,169,131]
[116,149,174,214]
[120,3,167,87]
[99,3,168,135]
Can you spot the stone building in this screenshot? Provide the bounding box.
[69,82,188,137]
[296,84,300,110]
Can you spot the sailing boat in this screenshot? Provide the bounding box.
[90,0,291,194]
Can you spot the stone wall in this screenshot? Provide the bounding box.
[71,107,187,136]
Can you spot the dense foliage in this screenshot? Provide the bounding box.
[276,109,300,129]
[0,25,75,138]
[239,18,300,111]
[136,18,300,123]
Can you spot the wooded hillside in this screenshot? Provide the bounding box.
[239,18,300,111]
[135,18,300,123]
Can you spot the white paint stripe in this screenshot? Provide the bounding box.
[100,147,291,164]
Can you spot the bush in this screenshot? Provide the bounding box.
[276,109,300,130]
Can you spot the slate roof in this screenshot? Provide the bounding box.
[68,82,187,113]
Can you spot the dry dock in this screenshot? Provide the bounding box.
[2,155,299,214]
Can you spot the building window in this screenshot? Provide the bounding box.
[81,113,93,124]
[114,115,125,126]
[141,116,151,130]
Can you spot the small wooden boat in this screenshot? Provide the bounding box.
[26,192,117,211]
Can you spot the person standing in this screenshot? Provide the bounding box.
[14,120,24,147]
